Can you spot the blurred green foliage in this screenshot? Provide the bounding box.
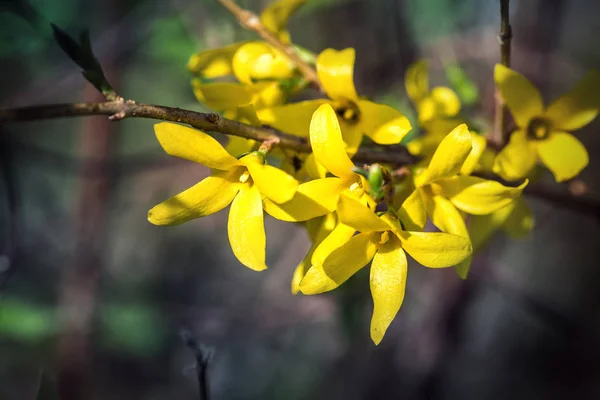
[0,298,57,343]
[99,302,167,356]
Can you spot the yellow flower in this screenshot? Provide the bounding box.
[409,124,527,278]
[468,197,534,251]
[147,122,298,271]
[493,65,600,182]
[405,59,461,124]
[264,103,373,222]
[258,48,412,152]
[260,0,307,44]
[300,195,472,345]
[265,104,377,273]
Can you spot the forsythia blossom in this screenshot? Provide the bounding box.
[493,65,600,182]
[145,0,593,346]
[148,122,298,271]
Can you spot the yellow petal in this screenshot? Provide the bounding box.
[398,230,472,269]
[405,59,429,103]
[262,177,341,221]
[544,70,600,131]
[357,100,412,145]
[370,239,407,345]
[396,188,427,231]
[235,103,262,126]
[148,170,241,226]
[303,152,327,179]
[154,122,241,170]
[503,198,535,238]
[232,42,295,85]
[439,175,528,215]
[494,64,544,128]
[187,42,246,77]
[416,123,472,187]
[257,100,327,137]
[260,0,306,44]
[316,48,359,102]
[251,81,286,109]
[417,86,461,123]
[460,133,487,175]
[192,82,253,111]
[492,129,538,181]
[311,222,356,265]
[537,131,589,182]
[226,136,256,157]
[300,232,377,294]
[291,214,335,294]
[310,104,356,180]
[242,156,298,204]
[337,194,390,232]
[422,191,471,278]
[227,184,267,271]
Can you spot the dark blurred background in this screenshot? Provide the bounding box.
[1,0,600,399]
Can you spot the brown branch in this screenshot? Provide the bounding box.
[492,0,512,147]
[0,100,416,166]
[216,0,323,93]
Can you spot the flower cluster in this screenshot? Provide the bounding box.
[148,0,598,345]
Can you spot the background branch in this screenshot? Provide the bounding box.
[0,100,416,166]
[492,0,512,146]
[216,0,323,92]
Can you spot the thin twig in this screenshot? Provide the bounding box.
[180,330,212,400]
[216,0,323,92]
[0,100,416,166]
[492,0,512,146]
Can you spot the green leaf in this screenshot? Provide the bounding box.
[50,23,116,99]
[445,64,479,106]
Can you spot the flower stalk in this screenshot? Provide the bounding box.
[493,0,513,146]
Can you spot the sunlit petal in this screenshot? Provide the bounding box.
[494,64,544,128]
[303,152,327,179]
[311,223,356,265]
[300,233,377,294]
[422,191,471,278]
[242,155,298,204]
[291,214,335,294]
[492,129,538,181]
[251,81,286,109]
[545,70,600,131]
[398,230,472,269]
[537,131,589,182]
[439,175,528,215]
[337,194,390,232]
[370,239,407,345]
[257,100,327,137]
[460,133,487,175]
[154,122,241,170]
[357,100,412,144]
[415,123,472,187]
[396,188,427,231]
[148,170,241,226]
[232,42,295,85]
[310,104,356,180]
[263,177,341,221]
[228,184,267,271]
[316,48,359,102]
